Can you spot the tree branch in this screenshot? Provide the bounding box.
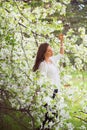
[73,116,87,123]
[51,121,60,128]
[17,67,32,82]
[13,0,30,22]
[8,113,30,130]
[0,105,35,130]
[27,110,35,130]
[19,26,30,68]
[80,110,87,115]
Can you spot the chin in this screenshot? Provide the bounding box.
[49,53,53,57]
[50,54,53,57]
[51,53,53,56]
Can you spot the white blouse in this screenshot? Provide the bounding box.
[39,53,63,90]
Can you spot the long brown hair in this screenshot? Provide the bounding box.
[33,43,49,72]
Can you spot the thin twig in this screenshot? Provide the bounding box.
[13,0,30,22]
[17,67,32,81]
[27,111,35,130]
[20,26,30,68]
[73,116,87,123]
[51,121,60,128]
[0,106,26,112]
[80,110,87,114]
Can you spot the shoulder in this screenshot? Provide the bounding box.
[39,61,48,74]
[39,61,47,70]
[39,61,45,68]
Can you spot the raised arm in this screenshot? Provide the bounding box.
[58,34,64,55]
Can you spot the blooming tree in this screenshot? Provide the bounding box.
[0,0,87,130]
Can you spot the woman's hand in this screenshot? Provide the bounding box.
[58,34,64,42]
[58,34,64,55]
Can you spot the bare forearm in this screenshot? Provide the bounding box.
[60,41,64,55]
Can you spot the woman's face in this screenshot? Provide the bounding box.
[45,45,53,57]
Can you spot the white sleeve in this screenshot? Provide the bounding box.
[39,62,47,76]
[51,53,63,63]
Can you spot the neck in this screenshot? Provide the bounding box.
[45,56,50,62]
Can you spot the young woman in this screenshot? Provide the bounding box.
[33,34,64,92]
